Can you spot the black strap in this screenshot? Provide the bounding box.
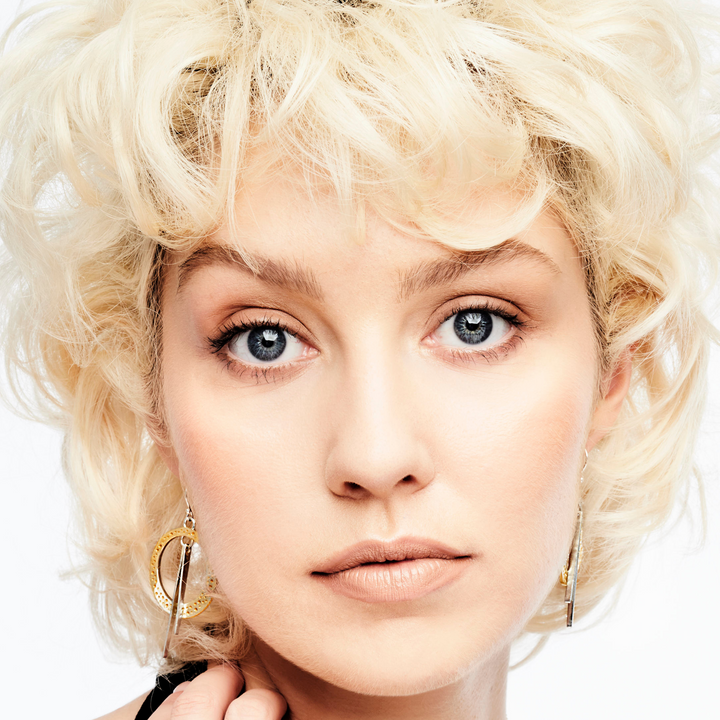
[134,661,208,720]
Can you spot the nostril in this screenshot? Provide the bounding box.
[342,481,368,497]
[332,470,430,500]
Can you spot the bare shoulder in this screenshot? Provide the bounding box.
[94,691,150,720]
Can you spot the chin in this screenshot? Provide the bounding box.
[327,661,470,697]
[270,615,511,698]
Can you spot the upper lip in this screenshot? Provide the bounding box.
[312,537,471,575]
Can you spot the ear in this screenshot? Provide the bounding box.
[154,439,181,479]
[147,416,181,479]
[586,347,634,451]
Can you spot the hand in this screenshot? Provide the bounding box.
[150,651,287,720]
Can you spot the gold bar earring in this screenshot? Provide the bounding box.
[560,449,588,627]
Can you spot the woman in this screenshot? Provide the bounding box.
[1,1,718,719]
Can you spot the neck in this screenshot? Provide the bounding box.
[251,637,509,720]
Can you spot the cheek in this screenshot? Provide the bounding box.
[163,375,329,605]
[421,349,594,606]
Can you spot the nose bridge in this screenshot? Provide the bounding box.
[324,334,433,499]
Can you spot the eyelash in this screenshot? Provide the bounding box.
[436,301,526,364]
[209,316,295,354]
[208,302,527,383]
[208,316,304,381]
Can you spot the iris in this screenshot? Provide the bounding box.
[247,327,287,361]
[453,310,492,345]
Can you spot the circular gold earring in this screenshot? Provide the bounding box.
[149,496,217,657]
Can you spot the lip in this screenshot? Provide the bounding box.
[312,537,472,603]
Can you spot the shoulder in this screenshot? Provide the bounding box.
[94,691,150,720]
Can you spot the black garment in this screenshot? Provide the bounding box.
[134,662,208,720]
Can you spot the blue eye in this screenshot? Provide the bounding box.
[453,310,492,344]
[435,308,510,349]
[247,327,286,361]
[226,324,305,365]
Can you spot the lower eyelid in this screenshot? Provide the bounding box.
[217,345,315,385]
[444,333,524,359]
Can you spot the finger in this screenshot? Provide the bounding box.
[238,645,278,692]
[146,691,179,720]
[149,663,245,719]
[226,689,288,720]
[145,679,195,719]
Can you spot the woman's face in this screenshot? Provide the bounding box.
[158,170,627,701]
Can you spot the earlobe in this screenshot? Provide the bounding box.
[586,347,634,451]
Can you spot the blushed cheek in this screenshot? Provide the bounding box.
[427,357,594,599]
[163,383,318,601]
[500,396,586,588]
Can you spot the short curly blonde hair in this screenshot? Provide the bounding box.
[0,0,718,666]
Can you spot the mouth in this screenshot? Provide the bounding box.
[312,537,472,603]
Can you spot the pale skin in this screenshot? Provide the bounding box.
[106,169,632,720]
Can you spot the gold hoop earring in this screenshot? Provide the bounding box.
[149,496,217,658]
[559,449,588,628]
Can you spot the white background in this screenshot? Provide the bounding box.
[1,1,719,718]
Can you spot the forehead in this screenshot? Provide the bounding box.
[172,168,579,292]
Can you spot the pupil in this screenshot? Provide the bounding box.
[453,310,492,344]
[247,326,287,361]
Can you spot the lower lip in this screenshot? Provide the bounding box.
[314,557,469,603]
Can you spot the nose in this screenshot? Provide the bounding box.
[323,349,435,501]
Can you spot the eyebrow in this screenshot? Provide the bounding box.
[397,239,561,300]
[177,244,323,300]
[176,237,561,301]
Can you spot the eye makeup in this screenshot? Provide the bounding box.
[205,296,530,385]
